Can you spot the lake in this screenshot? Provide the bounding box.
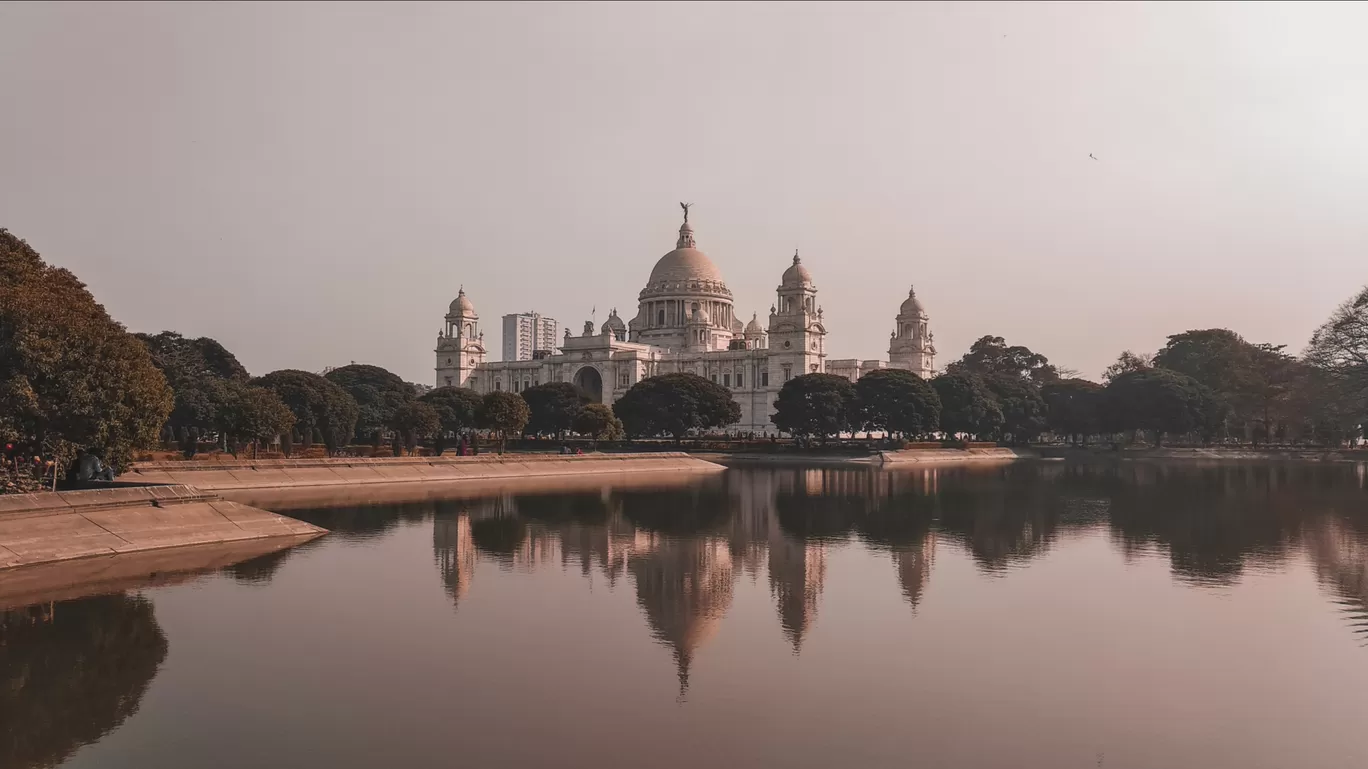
[5,461,1368,769]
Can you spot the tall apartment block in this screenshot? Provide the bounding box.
[501,312,559,362]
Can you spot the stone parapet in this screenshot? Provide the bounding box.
[125,452,725,492]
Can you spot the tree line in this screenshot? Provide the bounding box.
[4,225,1365,479]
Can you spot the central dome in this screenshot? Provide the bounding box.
[648,247,725,284]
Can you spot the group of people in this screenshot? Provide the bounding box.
[1,441,117,495]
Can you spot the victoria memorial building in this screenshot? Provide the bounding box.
[434,206,936,432]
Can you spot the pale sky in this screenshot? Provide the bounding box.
[3,2,1365,383]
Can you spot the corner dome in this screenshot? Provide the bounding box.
[781,250,813,287]
[449,287,475,315]
[900,286,925,316]
[744,312,765,336]
[601,308,627,335]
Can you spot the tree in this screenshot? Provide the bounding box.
[947,335,1059,384]
[389,400,440,455]
[520,382,588,437]
[612,373,741,441]
[982,374,1048,445]
[216,382,296,457]
[931,372,1002,440]
[1102,350,1152,383]
[853,369,941,438]
[324,364,414,443]
[1103,368,1216,446]
[0,228,173,472]
[1042,378,1103,445]
[1305,285,1368,438]
[253,369,359,456]
[419,386,483,452]
[573,403,625,440]
[479,390,530,452]
[137,331,251,456]
[771,373,855,441]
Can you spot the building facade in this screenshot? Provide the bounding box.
[433,207,936,432]
[501,312,560,362]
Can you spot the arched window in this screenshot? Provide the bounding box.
[657,309,665,325]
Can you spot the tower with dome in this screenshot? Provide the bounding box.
[434,206,936,432]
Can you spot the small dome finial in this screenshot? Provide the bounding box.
[793,248,801,264]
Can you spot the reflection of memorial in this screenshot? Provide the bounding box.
[0,594,168,769]
[433,512,476,607]
[767,529,826,651]
[892,533,936,611]
[628,535,735,695]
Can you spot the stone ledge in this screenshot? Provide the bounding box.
[0,486,326,571]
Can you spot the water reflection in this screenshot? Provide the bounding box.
[0,595,167,769]
[294,462,1368,691]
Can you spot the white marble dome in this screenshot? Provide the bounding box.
[649,246,725,285]
[781,251,813,287]
[900,286,926,316]
[449,287,475,315]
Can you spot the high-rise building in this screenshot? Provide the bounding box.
[501,312,559,362]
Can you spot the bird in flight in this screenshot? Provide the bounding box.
[1089,153,1099,161]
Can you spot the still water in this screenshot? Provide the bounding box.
[5,461,1368,769]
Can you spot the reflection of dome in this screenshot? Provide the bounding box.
[449,287,475,315]
[629,537,735,697]
[899,286,925,316]
[781,251,813,287]
[744,313,765,336]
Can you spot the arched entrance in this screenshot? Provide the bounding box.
[574,366,604,403]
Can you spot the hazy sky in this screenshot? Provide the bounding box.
[3,2,1366,383]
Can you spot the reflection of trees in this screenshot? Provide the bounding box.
[469,516,528,563]
[619,488,734,535]
[1303,513,1368,645]
[628,536,734,696]
[514,493,610,525]
[287,502,428,540]
[0,594,168,769]
[935,469,1064,574]
[1105,465,1309,585]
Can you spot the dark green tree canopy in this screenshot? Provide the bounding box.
[520,382,589,436]
[772,373,855,439]
[1103,368,1216,444]
[982,374,1048,445]
[1102,350,1153,383]
[853,369,941,437]
[573,403,624,440]
[215,382,296,452]
[1,228,172,469]
[136,331,248,384]
[947,335,1059,384]
[612,373,741,439]
[252,369,359,455]
[479,390,531,449]
[932,373,1003,439]
[324,363,414,441]
[419,386,483,435]
[136,331,251,448]
[1042,378,1103,443]
[390,400,441,453]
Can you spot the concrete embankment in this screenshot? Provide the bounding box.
[0,485,324,571]
[713,447,1029,466]
[1036,446,1368,463]
[125,452,725,494]
[877,447,1028,464]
